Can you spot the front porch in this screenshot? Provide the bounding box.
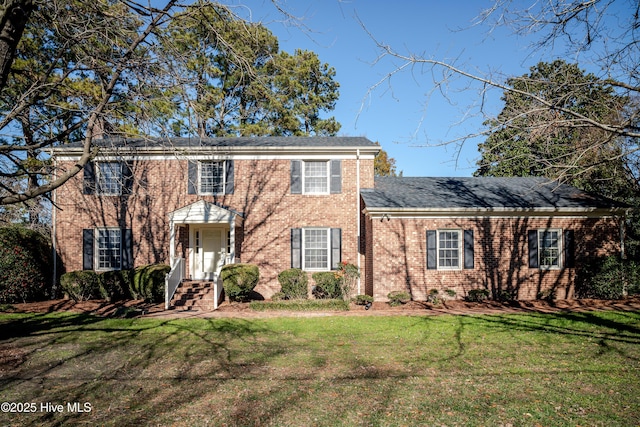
[165,200,243,310]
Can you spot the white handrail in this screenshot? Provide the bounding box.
[165,257,184,310]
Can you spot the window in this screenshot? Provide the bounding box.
[304,161,329,194]
[290,160,341,195]
[437,230,461,269]
[96,228,121,270]
[199,161,225,194]
[97,162,123,195]
[538,229,561,268]
[291,227,341,270]
[188,160,234,195]
[427,229,473,270]
[83,228,132,271]
[304,228,330,270]
[528,229,569,269]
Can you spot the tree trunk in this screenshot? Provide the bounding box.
[0,0,34,90]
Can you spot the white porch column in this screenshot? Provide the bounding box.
[169,220,176,265]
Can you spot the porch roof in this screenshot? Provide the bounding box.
[169,200,242,224]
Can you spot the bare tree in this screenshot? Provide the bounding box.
[0,0,177,206]
[361,0,639,178]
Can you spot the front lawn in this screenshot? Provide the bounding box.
[0,311,638,426]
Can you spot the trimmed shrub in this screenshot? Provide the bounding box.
[444,288,457,298]
[577,256,640,299]
[250,299,350,312]
[465,289,490,302]
[60,271,101,301]
[277,268,308,299]
[311,271,342,299]
[221,263,259,302]
[0,226,52,303]
[131,264,170,302]
[387,290,411,306]
[353,294,374,305]
[99,269,132,301]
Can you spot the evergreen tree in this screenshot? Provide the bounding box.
[475,60,634,201]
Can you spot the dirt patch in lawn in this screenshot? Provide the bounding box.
[4,296,640,319]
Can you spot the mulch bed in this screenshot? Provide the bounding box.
[3,296,640,318]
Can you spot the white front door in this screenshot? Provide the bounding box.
[194,228,225,280]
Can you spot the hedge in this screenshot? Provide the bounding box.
[60,264,168,303]
[131,264,170,303]
[311,271,342,299]
[221,263,259,302]
[277,268,308,299]
[0,227,52,303]
[60,271,102,301]
[577,256,640,299]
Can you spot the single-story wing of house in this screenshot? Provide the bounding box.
[361,176,627,301]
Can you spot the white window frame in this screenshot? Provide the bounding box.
[302,228,330,270]
[437,229,462,270]
[302,160,330,195]
[96,161,123,196]
[198,160,226,195]
[95,228,122,271]
[538,229,562,269]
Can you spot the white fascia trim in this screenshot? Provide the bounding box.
[53,146,379,160]
[55,153,376,162]
[363,206,625,219]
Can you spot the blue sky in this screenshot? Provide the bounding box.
[226,0,542,177]
[217,0,628,176]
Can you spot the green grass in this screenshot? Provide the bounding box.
[0,310,639,426]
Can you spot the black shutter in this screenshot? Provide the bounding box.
[528,230,539,268]
[330,160,342,194]
[83,162,95,195]
[122,161,133,195]
[187,161,197,194]
[564,229,575,268]
[291,228,302,268]
[122,229,133,269]
[426,230,437,270]
[83,229,94,270]
[225,160,234,194]
[291,160,302,194]
[464,229,474,269]
[331,228,342,270]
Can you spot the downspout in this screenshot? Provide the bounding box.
[620,214,626,260]
[620,210,630,297]
[51,156,57,299]
[356,149,361,295]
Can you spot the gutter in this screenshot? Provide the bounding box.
[363,206,627,218]
[356,149,361,295]
[51,156,57,298]
[50,145,381,158]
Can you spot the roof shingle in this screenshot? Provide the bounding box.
[362,177,626,210]
[54,136,378,150]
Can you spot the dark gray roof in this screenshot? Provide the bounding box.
[361,177,627,210]
[54,136,377,150]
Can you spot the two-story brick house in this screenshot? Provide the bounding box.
[52,137,377,307]
[51,136,626,308]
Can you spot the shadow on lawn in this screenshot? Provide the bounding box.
[443,310,640,364]
[0,314,287,426]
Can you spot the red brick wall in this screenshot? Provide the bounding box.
[54,156,372,298]
[366,215,620,301]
